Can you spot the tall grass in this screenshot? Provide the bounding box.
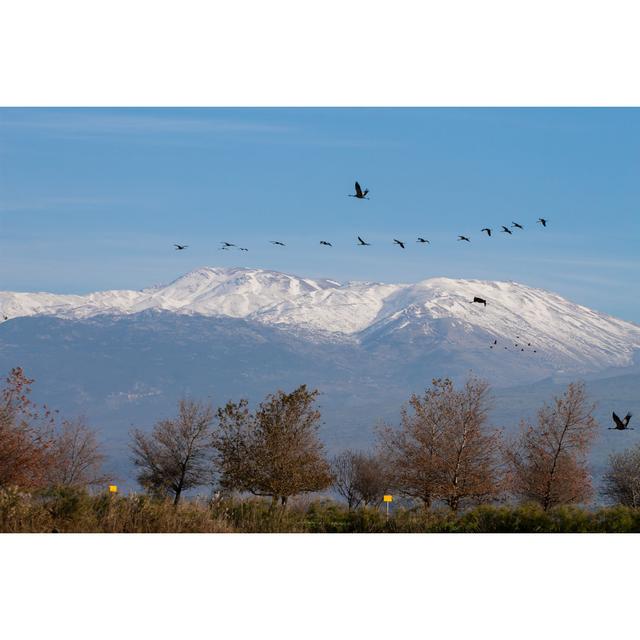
[2,488,640,533]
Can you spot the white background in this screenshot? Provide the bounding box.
[1,1,639,639]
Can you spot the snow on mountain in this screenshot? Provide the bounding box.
[2,266,640,374]
[0,267,337,320]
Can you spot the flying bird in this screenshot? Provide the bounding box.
[348,181,370,200]
[501,226,512,235]
[481,228,492,236]
[393,239,406,249]
[537,218,548,227]
[320,241,332,246]
[270,241,286,246]
[238,247,249,251]
[610,412,634,431]
[458,235,471,242]
[417,237,430,244]
[357,236,371,246]
[174,244,188,250]
[512,222,524,229]
[471,296,487,307]
[220,241,236,247]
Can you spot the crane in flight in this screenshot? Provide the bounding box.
[348,181,370,200]
[610,412,633,431]
[357,236,371,246]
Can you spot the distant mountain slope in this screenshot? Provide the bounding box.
[2,267,639,376]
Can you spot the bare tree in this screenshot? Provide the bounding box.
[602,444,640,507]
[213,385,332,507]
[379,377,502,511]
[332,450,387,510]
[46,417,108,489]
[505,382,598,510]
[131,399,214,505]
[332,450,362,510]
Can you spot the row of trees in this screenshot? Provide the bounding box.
[2,366,639,512]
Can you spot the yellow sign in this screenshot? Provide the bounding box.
[383,495,393,502]
[109,485,118,494]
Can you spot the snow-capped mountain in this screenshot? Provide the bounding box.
[2,266,639,375]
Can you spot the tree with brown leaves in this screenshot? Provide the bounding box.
[505,382,598,510]
[379,377,502,511]
[0,367,56,490]
[602,444,640,508]
[213,385,332,507]
[332,450,387,510]
[131,399,214,505]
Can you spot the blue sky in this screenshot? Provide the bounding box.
[0,107,639,321]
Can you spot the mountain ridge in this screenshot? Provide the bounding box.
[2,266,639,376]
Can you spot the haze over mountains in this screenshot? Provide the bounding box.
[1,266,639,484]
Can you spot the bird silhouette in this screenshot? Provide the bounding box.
[357,236,371,246]
[174,244,188,250]
[537,218,548,227]
[220,242,236,247]
[320,241,332,246]
[610,412,633,430]
[393,239,406,249]
[238,247,249,251]
[481,228,492,236]
[501,226,512,235]
[270,241,286,246]
[348,181,370,200]
[417,237,430,244]
[471,296,487,307]
[458,235,471,242]
[512,222,524,229]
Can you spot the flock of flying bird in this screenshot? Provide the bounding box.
[173,181,549,252]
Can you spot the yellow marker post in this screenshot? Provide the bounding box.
[383,494,393,519]
[109,485,118,494]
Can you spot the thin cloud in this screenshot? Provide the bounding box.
[0,110,294,137]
